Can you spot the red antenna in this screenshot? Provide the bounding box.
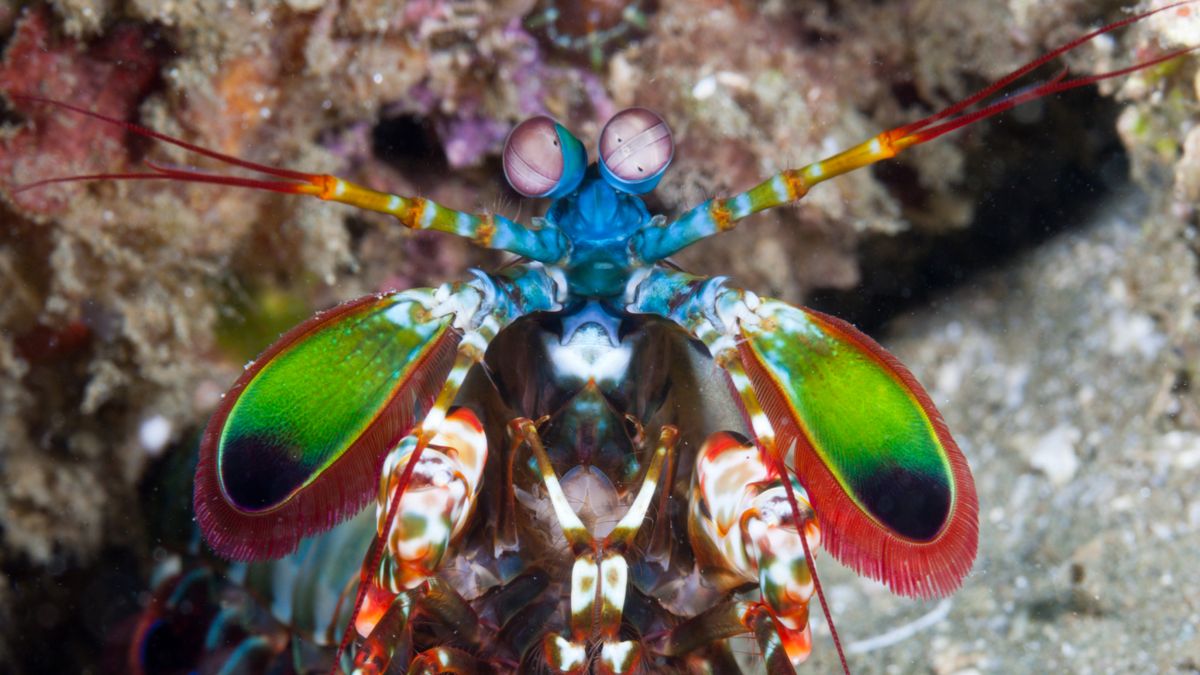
[9,96,325,197]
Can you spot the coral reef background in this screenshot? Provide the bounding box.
[0,0,1197,671]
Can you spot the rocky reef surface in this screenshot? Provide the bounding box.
[0,0,1196,671]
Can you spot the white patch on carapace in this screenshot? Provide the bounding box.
[560,303,621,347]
[548,323,633,385]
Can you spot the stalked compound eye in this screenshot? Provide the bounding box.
[502,116,587,199]
[598,107,673,195]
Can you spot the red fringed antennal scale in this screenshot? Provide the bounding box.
[739,311,979,599]
[193,295,461,561]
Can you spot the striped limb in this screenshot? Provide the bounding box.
[347,407,485,672]
[371,408,487,594]
[656,600,809,674]
[347,578,481,675]
[340,264,564,673]
[511,419,677,674]
[687,432,821,669]
[630,1,1198,263]
[10,96,570,262]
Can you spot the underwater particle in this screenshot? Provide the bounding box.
[525,0,655,68]
[139,415,173,456]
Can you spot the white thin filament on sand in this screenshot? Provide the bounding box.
[846,599,954,654]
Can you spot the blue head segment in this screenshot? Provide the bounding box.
[502,116,587,200]
[598,108,673,195]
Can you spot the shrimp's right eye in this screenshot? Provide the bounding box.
[598,107,673,195]
[502,116,586,199]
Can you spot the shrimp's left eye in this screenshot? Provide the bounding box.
[598,107,673,194]
[502,116,586,199]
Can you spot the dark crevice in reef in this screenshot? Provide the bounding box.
[808,87,1131,335]
[372,113,446,172]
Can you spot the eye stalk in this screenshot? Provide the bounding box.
[502,116,587,199]
[598,108,673,195]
